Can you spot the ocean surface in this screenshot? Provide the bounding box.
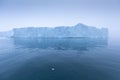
[0,38,120,80]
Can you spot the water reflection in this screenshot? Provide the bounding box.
[13,38,108,51]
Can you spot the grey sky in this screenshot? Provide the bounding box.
[0,0,120,37]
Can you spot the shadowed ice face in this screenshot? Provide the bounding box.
[13,38,108,51]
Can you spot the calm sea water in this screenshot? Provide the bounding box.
[0,38,120,80]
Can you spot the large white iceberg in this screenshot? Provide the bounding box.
[13,23,108,39]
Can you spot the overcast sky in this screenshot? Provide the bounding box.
[0,0,120,38]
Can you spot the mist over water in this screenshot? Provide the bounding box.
[0,36,120,80]
[0,0,120,79]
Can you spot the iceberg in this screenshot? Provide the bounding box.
[0,31,13,38]
[13,23,108,39]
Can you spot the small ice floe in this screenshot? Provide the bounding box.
[51,67,55,71]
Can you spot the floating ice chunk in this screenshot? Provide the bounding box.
[51,67,55,71]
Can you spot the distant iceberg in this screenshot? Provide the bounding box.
[0,31,13,38]
[13,23,108,39]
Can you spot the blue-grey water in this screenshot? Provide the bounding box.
[0,38,120,80]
